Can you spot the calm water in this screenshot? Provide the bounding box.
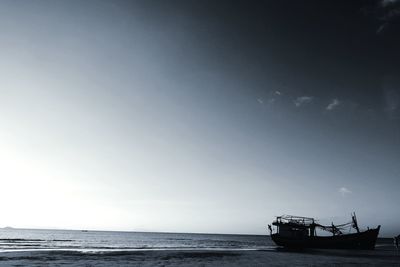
[0,228,273,252]
[0,228,395,254]
[1,229,399,266]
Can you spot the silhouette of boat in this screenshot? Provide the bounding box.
[268,213,380,250]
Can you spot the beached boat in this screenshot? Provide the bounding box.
[268,213,380,250]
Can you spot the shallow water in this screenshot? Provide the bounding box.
[0,228,273,251]
[1,229,399,266]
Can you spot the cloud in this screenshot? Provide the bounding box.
[361,0,400,34]
[376,0,400,34]
[376,22,389,34]
[381,0,400,7]
[326,98,341,111]
[294,96,314,107]
[339,187,352,196]
[261,90,283,106]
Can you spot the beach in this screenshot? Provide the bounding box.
[1,248,400,266]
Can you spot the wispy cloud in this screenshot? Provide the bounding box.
[294,96,313,107]
[376,23,388,34]
[376,0,400,34]
[326,98,341,111]
[339,187,352,196]
[262,90,283,106]
[381,0,400,7]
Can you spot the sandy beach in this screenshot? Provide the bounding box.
[1,248,400,267]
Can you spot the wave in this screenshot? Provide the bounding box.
[0,246,277,254]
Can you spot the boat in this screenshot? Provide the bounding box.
[268,213,380,250]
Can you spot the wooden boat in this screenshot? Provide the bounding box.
[268,213,380,250]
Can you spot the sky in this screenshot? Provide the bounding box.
[0,0,399,236]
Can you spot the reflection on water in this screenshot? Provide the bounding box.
[0,228,272,251]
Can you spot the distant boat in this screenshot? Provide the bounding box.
[268,213,380,250]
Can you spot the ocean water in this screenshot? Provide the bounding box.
[0,229,398,266]
[0,228,273,252]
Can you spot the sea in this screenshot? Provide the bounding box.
[0,228,272,252]
[0,228,398,266]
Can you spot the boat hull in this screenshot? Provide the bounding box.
[271,226,380,250]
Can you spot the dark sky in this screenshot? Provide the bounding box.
[149,0,400,105]
[0,0,399,235]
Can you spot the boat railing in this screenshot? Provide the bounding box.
[274,215,315,226]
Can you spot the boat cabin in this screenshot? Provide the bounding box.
[272,215,316,238]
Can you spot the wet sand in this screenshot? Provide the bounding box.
[1,247,400,267]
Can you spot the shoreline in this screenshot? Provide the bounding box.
[1,247,400,267]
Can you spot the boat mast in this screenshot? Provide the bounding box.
[352,212,360,233]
